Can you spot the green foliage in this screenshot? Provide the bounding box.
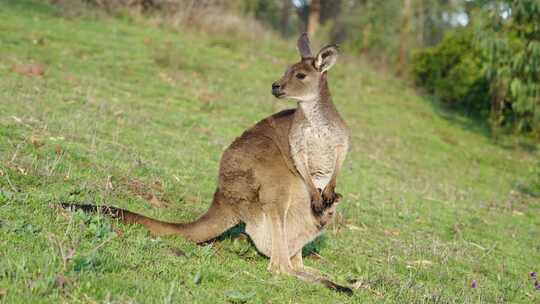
[477,0,540,135]
[412,29,490,113]
[413,0,540,136]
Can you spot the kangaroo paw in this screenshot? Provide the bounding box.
[322,190,342,206]
[310,189,325,215]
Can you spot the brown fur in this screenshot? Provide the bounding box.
[62,34,351,294]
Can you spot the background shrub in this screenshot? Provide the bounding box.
[412,29,490,114]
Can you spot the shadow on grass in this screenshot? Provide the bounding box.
[425,94,491,136]
[422,93,539,199]
[216,223,328,258]
[424,93,538,153]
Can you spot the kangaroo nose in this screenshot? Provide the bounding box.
[271,82,284,97]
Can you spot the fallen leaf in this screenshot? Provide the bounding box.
[186,196,200,204]
[152,180,163,189]
[106,175,114,191]
[350,279,367,289]
[54,275,70,289]
[66,75,78,84]
[126,178,169,208]
[65,248,75,261]
[199,93,217,104]
[512,210,524,216]
[55,145,63,156]
[169,247,186,257]
[384,229,400,236]
[193,125,210,134]
[17,167,27,175]
[111,223,124,237]
[49,136,65,141]
[30,136,44,148]
[407,260,433,267]
[349,279,384,298]
[32,37,45,45]
[347,224,367,231]
[12,63,44,77]
[148,194,166,208]
[159,72,175,85]
[0,288,6,297]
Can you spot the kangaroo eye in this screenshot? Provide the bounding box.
[295,73,306,80]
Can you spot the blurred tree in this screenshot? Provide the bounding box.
[397,0,414,74]
[307,0,321,37]
[240,0,282,30]
[294,0,342,37]
[280,0,291,35]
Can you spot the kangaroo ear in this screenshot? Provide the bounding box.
[297,33,313,59]
[314,44,339,72]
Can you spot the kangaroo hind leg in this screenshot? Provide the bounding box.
[259,186,294,274]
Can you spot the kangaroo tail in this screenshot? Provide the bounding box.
[61,190,239,243]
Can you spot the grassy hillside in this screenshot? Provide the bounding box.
[0,1,538,303]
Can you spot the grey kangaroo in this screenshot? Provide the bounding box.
[63,33,351,293]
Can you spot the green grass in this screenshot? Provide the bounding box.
[0,1,539,303]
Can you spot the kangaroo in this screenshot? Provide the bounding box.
[63,33,351,294]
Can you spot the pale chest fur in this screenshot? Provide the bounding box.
[289,102,349,190]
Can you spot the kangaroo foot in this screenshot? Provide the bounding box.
[322,280,353,295]
[267,261,294,275]
[294,269,353,295]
